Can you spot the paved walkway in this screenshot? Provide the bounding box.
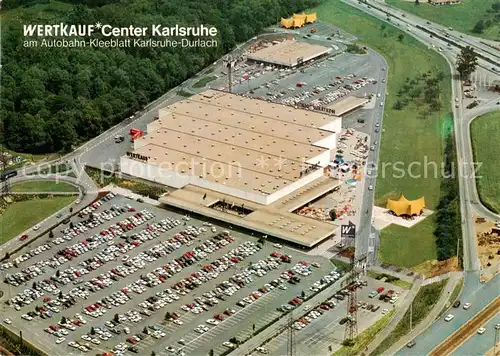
[100,185,161,206]
[384,273,463,355]
[365,276,423,355]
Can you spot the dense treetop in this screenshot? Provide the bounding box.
[1,0,319,153]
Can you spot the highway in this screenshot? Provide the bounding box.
[337,1,500,353]
[345,0,500,73]
[429,296,500,356]
[394,273,499,355]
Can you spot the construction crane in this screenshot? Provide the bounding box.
[344,250,367,342]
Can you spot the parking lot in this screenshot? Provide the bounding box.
[249,276,408,356]
[0,194,345,356]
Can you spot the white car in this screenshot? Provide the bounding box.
[463,302,472,310]
[55,337,66,344]
[3,319,12,324]
[33,224,41,231]
[444,314,454,322]
[222,341,235,348]
[477,327,486,335]
[173,319,183,325]
[368,185,373,191]
[273,243,282,249]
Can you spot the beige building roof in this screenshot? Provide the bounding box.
[138,119,326,162]
[187,90,339,129]
[158,91,340,146]
[125,90,340,198]
[133,143,312,195]
[327,96,369,116]
[247,40,332,67]
[159,177,341,247]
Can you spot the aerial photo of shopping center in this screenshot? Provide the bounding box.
[0,0,499,355]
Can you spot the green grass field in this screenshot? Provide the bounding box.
[470,111,500,213]
[192,75,218,88]
[386,0,500,41]
[315,0,451,267]
[372,278,448,355]
[335,310,396,356]
[0,197,75,244]
[11,181,79,193]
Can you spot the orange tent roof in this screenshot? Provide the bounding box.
[386,195,425,216]
[305,13,317,23]
[280,18,295,28]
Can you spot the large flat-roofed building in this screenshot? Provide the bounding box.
[247,39,332,67]
[120,90,342,206]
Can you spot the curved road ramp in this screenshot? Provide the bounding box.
[430,297,500,356]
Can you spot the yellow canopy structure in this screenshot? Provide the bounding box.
[280,12,316,28]
[280,18,295,28]
[305,12,317,23]
[386,195,425,216]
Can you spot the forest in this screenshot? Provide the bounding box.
[0,0,320,153]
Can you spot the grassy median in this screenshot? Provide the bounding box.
[315,0,452,267]
[372,278,448,355]
[386,0,500,41]
[11,181,78,193]
[470,111,500,214]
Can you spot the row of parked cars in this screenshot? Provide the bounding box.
[4,208,157,309]
[78,232,232,319]
[64,232,240,352]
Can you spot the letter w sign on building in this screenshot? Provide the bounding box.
[341,221,356,239]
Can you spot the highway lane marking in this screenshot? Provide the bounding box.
[429,297,500,356]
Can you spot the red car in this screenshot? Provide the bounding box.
[127,337,136,344]
[19,234,29,241]
[214,314,224,321]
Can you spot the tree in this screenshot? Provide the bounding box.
[415,0,419,4]
[252,323,256,332]
[380,24,386,31]
[329,210,337,221]
[58,291,63,299]
[151,352,156,356]
[301,290,306,298]
[56,270,60,277]
[69,221,74,229]
[209,350,214,356]
[398,34,404,42]
[90,327,96,335]
[393,101,405,110]
[61,316,67,324]
[164,312,171,320]
[114,313,120,323]
[4,252,9,259]
[472,20,485,33]
[69,207,73,213]
[49,230,54,238]
[456,46,478,81]
[143,327,149,334]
